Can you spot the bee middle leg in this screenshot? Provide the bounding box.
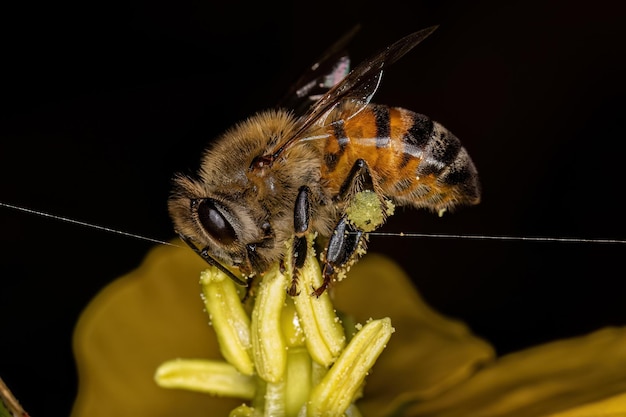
[288,185,312,296]
[290,184,362,297]
[314,215,363,297]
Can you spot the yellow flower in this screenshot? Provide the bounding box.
[71,242,626,417]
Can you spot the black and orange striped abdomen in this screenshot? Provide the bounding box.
[320,104,480,213]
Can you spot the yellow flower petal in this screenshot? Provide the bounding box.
[405,326,626,417]
[546,391,626,417]
[71,243,243,417]
[332,253,495,417]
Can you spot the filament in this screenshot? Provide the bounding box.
[2,201,624,246]
[0,202,179,247]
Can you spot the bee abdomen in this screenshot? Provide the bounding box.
[321,104,480,212]
[394,110,480,209]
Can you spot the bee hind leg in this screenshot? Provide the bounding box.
[315,158,383,297]
[335,158,376,201]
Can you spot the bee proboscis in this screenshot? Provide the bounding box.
[168,26,481,295]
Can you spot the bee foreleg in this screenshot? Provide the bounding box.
[178,232,249,287]
[289,186,312,296]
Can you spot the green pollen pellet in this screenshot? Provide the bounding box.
[345,190,393,232]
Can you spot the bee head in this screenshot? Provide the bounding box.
[167,174,277,280]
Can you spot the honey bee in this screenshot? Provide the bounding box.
[168,26,481,295]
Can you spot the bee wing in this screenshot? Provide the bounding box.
[271,25,439,158]
[278,25,360,116]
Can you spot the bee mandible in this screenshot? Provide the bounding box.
[168,26,481,296]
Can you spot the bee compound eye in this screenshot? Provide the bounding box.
[196,199,238,245]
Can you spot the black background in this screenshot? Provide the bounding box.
[1,1,625,416]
